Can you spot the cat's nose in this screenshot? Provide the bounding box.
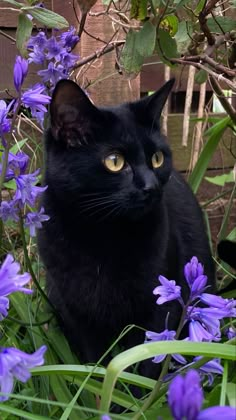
[142,180,159,195]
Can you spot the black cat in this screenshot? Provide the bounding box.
[38,79,215,377]
[218,240,236,269]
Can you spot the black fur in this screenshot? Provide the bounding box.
[218,240,236,269]
[38,79,215,377]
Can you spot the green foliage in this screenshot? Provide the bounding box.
[16,14,33,57]
[130,0,148,20]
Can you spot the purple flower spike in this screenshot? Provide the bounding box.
[0,345,47,401]
[168,369,203,420]
[13,56,28,92]
[0,254,32,297]
[184,257,204,288]
[153,275,181,305]
[145,329,187,365]
[25,207,50,237]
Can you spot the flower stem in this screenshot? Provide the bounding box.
[133,305,187,419]
[19,214,56,312]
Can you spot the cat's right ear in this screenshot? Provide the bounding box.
[50,79,99,146]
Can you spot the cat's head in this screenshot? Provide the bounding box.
[46,79,174,222]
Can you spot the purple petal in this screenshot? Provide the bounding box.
[197,406,236,420]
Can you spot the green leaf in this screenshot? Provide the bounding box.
[174,21,192,54]
[207,17,236,33]
[205,170,234,186]
[136,21,156,57]
[10,138,28,154]
[227,383,236,407]
[16,13,33,57]
[195,69,208,84]
[120,30,144,75]
[3,179,16,190]
[188,117,231,193]
[156,28,179,66]
[194,0,205,13]
[100,341,236,412]
[0,404,50,420]
[0,0,22,7]
[160,14,179,36]
[22,7,68,29]
[227,227,236,241]
[130,0,148,20]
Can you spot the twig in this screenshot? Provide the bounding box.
[171,58,236,91]
[72,40,125,70]
[209,75,236,124]
[182,65,196,146]
[0,29,16,43]
[199,0,220,45]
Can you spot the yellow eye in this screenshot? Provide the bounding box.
[152,151,164,169]
[103,153,125,172]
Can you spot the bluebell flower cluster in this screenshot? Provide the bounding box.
[146,256,236,380]
[28,27,79,90]
[0,254,46,400]
[0,150,48,237]
[0,55,50,236]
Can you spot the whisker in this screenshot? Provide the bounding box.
[79,199,116,212]
[79,201,117,216]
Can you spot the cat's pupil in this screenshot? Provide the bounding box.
[104,153,125,172]
[152,151,164,169]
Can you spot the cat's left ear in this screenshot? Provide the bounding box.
[131,78,175,124]
[49,79,100,146]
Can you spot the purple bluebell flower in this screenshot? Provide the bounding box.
[197,406,236,420]
[200,293,236,317]
[46,37,65,61]
[0,254,32,319]
[28,46,45,65]
[0,100,11,136]
[0,296,9,321]
[27,31,47,50]
[0,345,47,401]
[61,51,78,69]
[21,84,50,124]
[0,151,29,181]
[0,254,32,297]
[100,416,111,420]
[0,200,19,223]
[13,56,28,92]
[168,369,235,420]
[60,26,79,49]
[227,326,236,339]
[14,170,47,207]
[168,369,203,420]
[187,306,229,342]
[194,357,223,385]
[145,329,187,364]
[38,62,65,85]
[153,275,181,305]
[184,256,204,288]
[25,207,50,236]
